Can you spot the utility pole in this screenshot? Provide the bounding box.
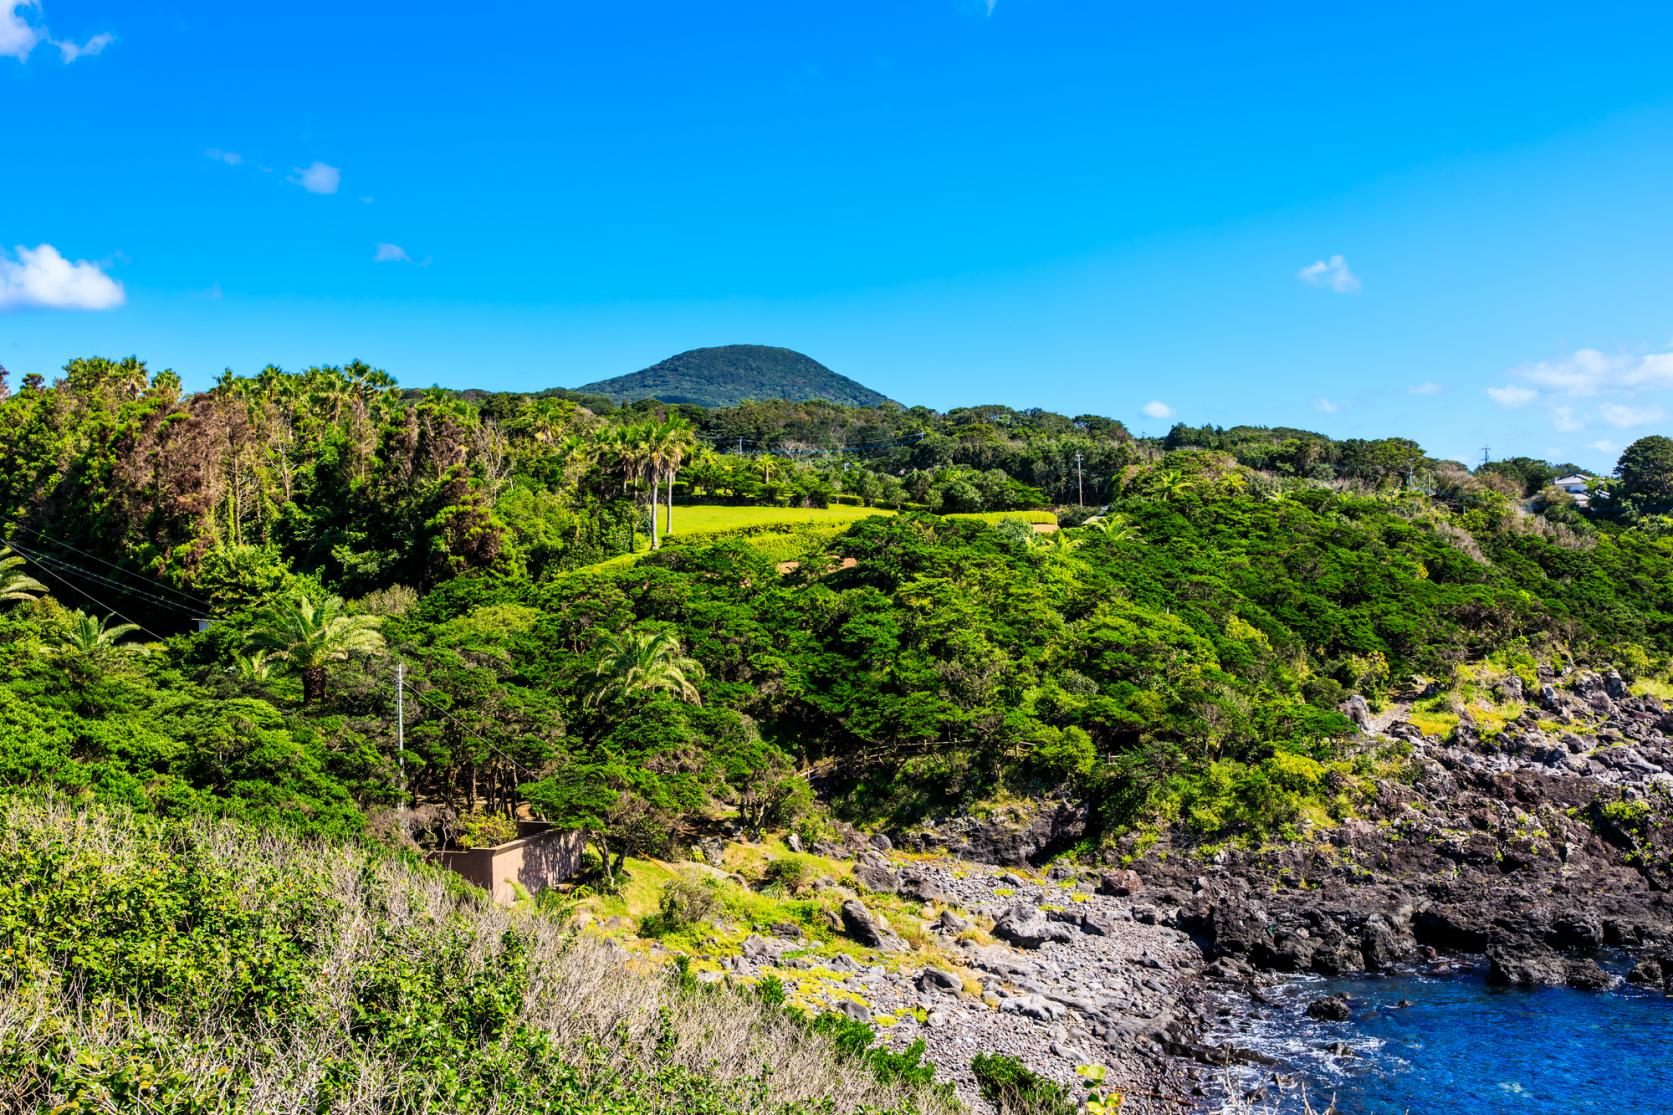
[1481,445,1491,467]
[396,660,406,838]
[1074,450,1084,506]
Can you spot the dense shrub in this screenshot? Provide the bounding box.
[969,1053,1076,1115]
[0,796,950,1115]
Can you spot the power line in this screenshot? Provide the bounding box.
[2,521,212,612]
[5,540,205,620]
[398,665,541,778]
[9,542,169,642]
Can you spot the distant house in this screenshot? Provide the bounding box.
[1553,474,1594,507]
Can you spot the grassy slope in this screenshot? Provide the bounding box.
[667,505,896,536]
[0,797,947,1115]
[583,505,1056,571]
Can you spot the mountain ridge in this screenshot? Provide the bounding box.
[577,344,892,408]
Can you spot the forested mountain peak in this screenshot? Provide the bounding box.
[577,345,892,408]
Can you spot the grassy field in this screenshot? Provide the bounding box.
[581,504,1056,573]
[664,504,895,537]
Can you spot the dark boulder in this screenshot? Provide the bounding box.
[1485,942,1566,987]
[1564,959,1613,991]
[840,899,906,952]
[917,966,962,994]
[1626,959,1664,986]
[1097,869,1144,897]
[1306,995,1352,1022]
[897,868,949,904]
[993,901,1076,949]
[852,862,899,894]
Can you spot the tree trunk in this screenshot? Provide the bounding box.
[665,468,674,536]
[649,473,661,550]
[302,665,326,705]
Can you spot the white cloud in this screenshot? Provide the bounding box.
[1600,402,1666,429]
[2,4,114,63]
[290,161,340,195]
[1,1,41,60]
[1486,385,1537,408]
[1590,439,1618,456]
[0,243,124,310]
[373,243,412,264]
[1314,398,1340,414]
[56,29,110,61]
[1408,382,1442,396]
[206,148,245,167]
[1297,254,1361,293]
[1551,405,1583,432]
[1509,347,1673,397]
[1141,400,1175,420]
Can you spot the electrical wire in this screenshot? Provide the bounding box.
[9,542,169,642]
[398,665,541,778]
[5,540,206,620]
[2,521,213,612]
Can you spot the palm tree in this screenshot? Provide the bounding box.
[585,628,703,708]
[0,547,45,604]
[53,610,144,684]
[1083,513,1140,543]
[657,418,698,542]
[227,649,277,685]
[56,610,141,655]
[249,593,385,705]
[596,423,652,552]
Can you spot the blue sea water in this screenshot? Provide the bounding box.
[1218,963,1673,1114]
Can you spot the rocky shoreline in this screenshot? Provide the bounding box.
[619,670,1672,1112]
[890,671,1669,1108]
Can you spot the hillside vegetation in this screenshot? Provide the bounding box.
[578,345,893,408]
[1,355,1671,860]
[0,795,948,1115]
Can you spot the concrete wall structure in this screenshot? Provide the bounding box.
[428,821,585,904]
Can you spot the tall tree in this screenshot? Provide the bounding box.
[1617,435,1673,515]
[249,593,385,705]
[659,417,698,540]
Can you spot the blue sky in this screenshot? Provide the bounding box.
[7,1,1673,470]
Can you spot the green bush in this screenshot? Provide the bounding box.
[456,811,520,849]
[640,877,722,937]
[969,1053,1075,1115]
[761,855,816,896]
[0,796,949,1115]
[809,1014,946,1094]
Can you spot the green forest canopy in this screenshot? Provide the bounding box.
[2,355,1671,858]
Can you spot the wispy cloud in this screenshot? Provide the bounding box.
[373,243,412,264]
[1590,439,1618,456]
[1407,382,1442,396]
[1510,347,1673,397]
[1141,400,1175,420]
[290,161,340,195]
[1314,397,1341,414]
[0,243,124,310]
[56,29,109,61]
[1490,345,1673,435]
[1,1,42,60]
[2,3,113,63]
[206,148,245,167]
[1486,385,1537,408]
[1297,254,1361,293]
[1600,402,1666,429]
